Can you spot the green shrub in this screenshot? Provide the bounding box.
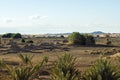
[2,33,13,38]
[68,32,86,45]
[18,54,34,66]
[68,32,95,45]
[60,35,64,38]
[2,33,22,39]
[5,62,45,80]
[12,33,22,39]
[0,58,5,68]
[84,34,95,45]
[6,54,48,80]
[83,58,120,80]
[50,53,81,80]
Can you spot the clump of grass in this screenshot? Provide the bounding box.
[18,53,34,66]
[43,55,49,64]
[0,58,5,69]
[83,58,120,80]
[6,65,36,80]
[5,54,48,80]
[50,53,81,80]
[0,58,9,80]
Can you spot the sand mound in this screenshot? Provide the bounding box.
[110,53,120,58]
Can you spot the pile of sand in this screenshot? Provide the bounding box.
[110,53,120,58]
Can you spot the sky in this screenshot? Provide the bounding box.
[0,0,120,34]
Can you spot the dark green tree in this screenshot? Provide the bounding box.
[2,33,13,38]
[2,33,22,39]
[12,33,22,39]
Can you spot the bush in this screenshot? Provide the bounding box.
[84,34,95,45]
[12,33,22,39]
[50,53,81,80]
[83,58,120,80]
[68,32,95,45]
[18,53,34,66]
[60,35,64,38]
[68,32,86,45]
[106,39,112,46]
[5,54,48,80]
[2,33,13,38]
[2,33,22,39]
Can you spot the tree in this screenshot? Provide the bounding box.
[12,33,22,39]
[68,32,86,45]
[60,35,64,38]
[2,33,22,39]
[2,33,13,38]
[84,34,95,45]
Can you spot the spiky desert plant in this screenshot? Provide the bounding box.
[0,58,10,80]
[83,58,120,80]
[5,56,48,80]
[43,55,49,64]
[116,56,120,64]
[0,58,5,69]
[5,64,41,80]
[18,53,34,66]
[50,53,81,80]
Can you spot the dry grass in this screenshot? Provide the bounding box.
[0,37,120,79]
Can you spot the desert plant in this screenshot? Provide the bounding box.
[2,33,22,38]
[5,63,44,80]
[43,55,49,64]
[6,65,34,80]
[2,33,13,38]
[83,58,120,80]
[84,34,95,45]
[5,55,48,80]
[60,35,64,38]
[18,53,34,66]
[0,59,9,80]
[105,34,112,46]
[21,38,25,43]
[68,32,86,45]
[50,53,81,80]
[0,58,5,69]
[12,33,22,39]
[106,39,112,46]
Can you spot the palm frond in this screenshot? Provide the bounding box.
[18,53,34,66]
[83,58,120,80]
[50,53,81,80]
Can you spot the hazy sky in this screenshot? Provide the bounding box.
[0,0,120,34]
